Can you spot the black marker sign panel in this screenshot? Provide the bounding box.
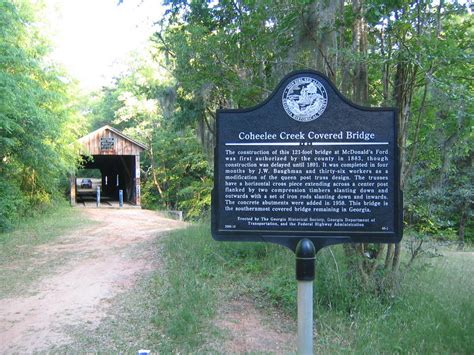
[212,70,402,251]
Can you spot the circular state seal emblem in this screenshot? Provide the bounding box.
[282,77,328,122]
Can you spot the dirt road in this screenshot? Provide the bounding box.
[0,208,185,353]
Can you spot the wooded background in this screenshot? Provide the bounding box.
[1,0,472,269]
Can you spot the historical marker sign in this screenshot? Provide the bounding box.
[212,70,402,251]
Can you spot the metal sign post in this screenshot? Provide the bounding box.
[211,70,403,354]
[296,239,316,355]
[96,186,100,207]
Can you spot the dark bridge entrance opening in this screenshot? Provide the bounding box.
[71,126,147,207]
[81,155,137,203]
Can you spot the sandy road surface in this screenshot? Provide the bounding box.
[0,209,185,353]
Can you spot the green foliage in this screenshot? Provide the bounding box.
[369,1,473,239]
[0,175,26,230]
[0,0,82,230]
[87,48,213,219]
[158,0,298,117]
[156,0,473,238]
[76,169,102,179]
[142,128,212,218]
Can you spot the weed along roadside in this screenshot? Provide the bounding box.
[212,70,402,353]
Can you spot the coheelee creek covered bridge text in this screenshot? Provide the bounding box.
[70,126,147,207]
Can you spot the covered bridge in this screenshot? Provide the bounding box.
[71,125,147,207]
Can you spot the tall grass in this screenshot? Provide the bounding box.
[348,251,474,353]
[153,225,224,352]
[0,200,83,257]
[156,223,473,353]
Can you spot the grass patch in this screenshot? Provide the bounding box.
[0,201,84,257]
[151,223,474,353]
[46,223,473,353]
[347,250,474,354]
[151,224,296,351]
[152,225,225,352]
[0,201,88,298]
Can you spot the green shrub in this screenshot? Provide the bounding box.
[141,129,212,220]
[0,176,26,232]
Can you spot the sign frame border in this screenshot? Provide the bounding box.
[211,69,403,251]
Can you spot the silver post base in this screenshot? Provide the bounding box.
[297,280,313,354]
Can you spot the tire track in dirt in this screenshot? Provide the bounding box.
[0,209,185,353]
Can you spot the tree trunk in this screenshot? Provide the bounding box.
[290,0,339,79]
[392,243,402,272]
[458,204,468,250]
[379,16,391,105]
[352,0,369,105]
[148,145,164,198]
[385,243,394,269]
